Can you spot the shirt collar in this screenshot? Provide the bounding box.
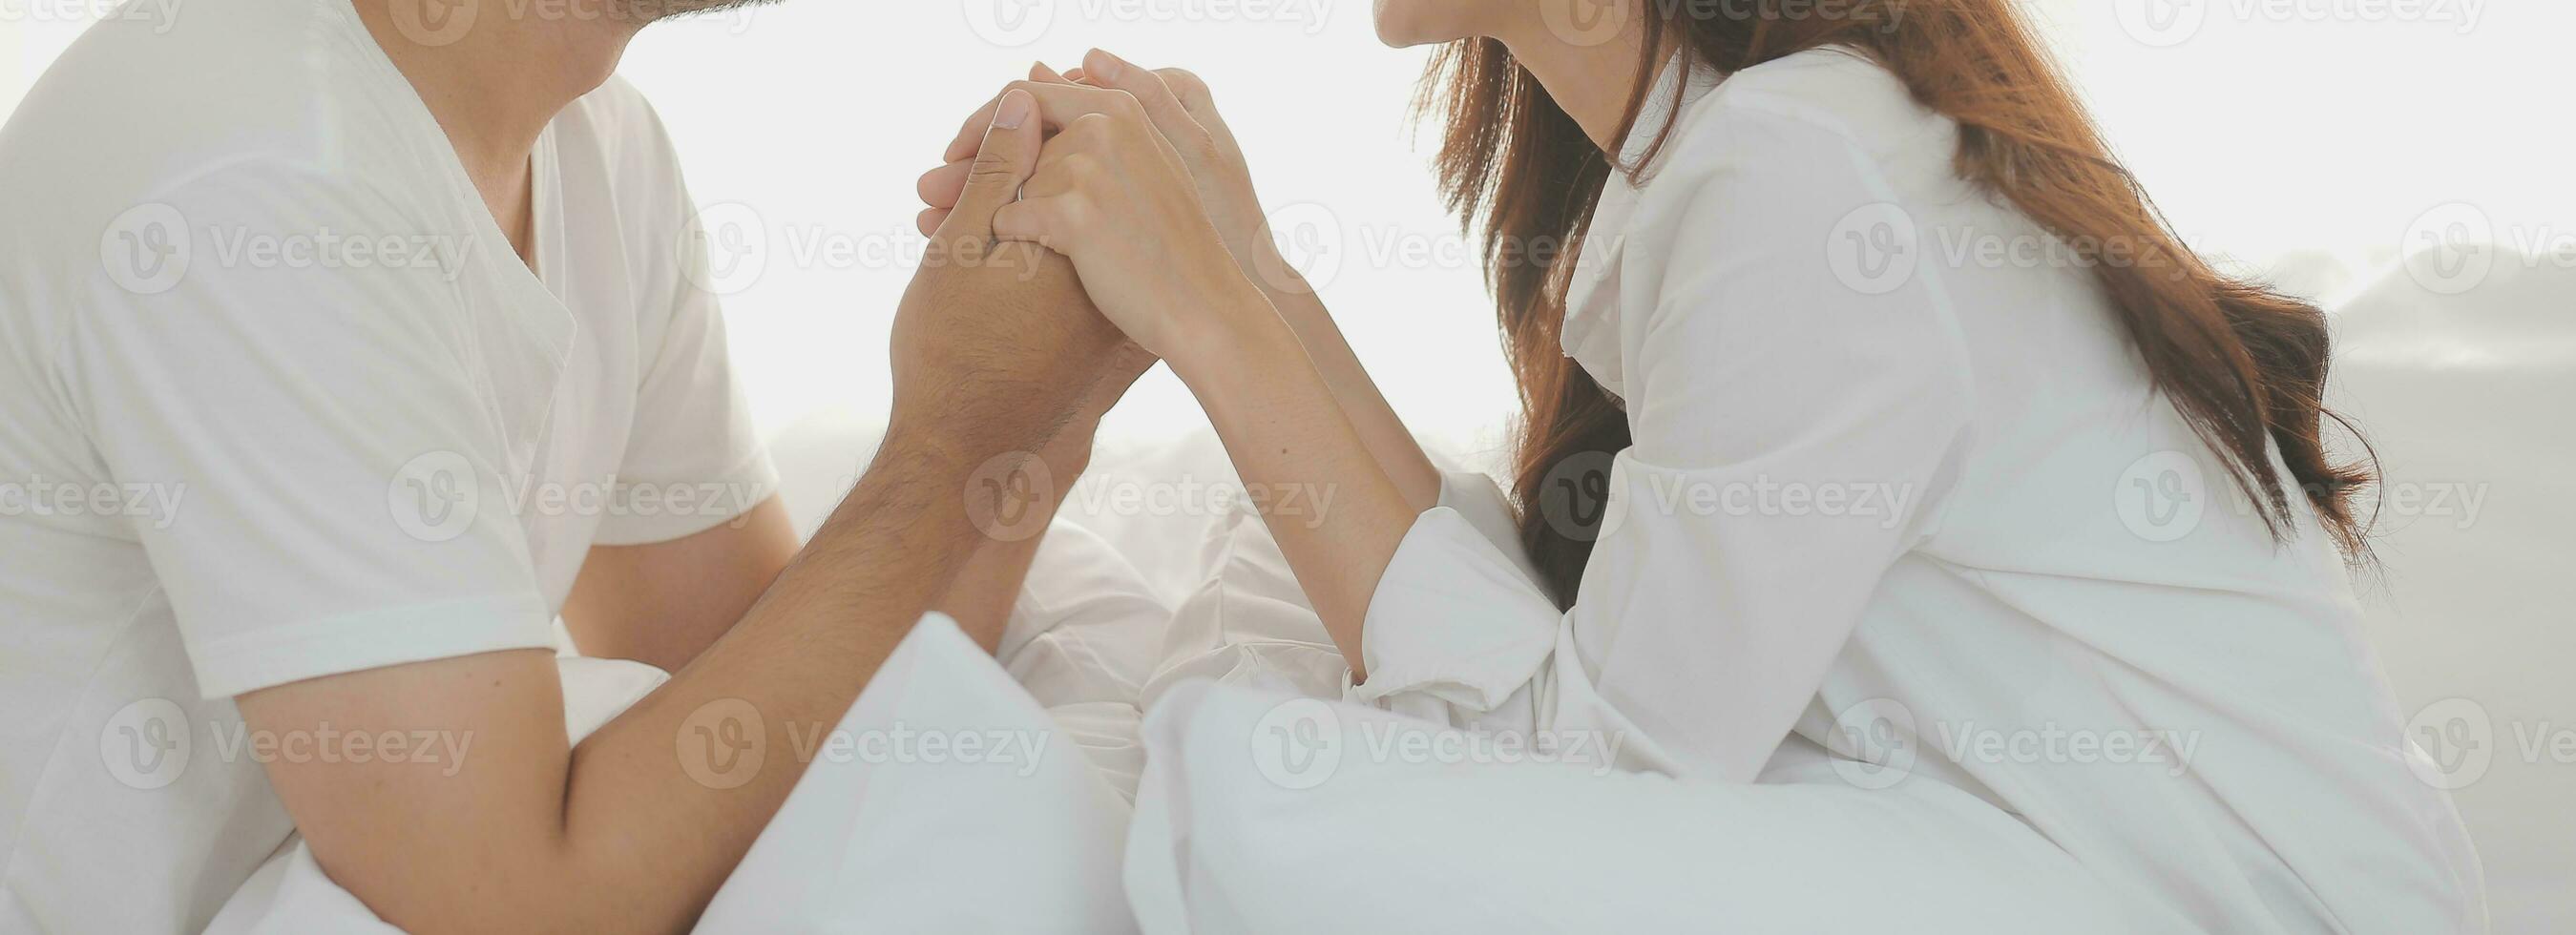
[1560,56,1723,394]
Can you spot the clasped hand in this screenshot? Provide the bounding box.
[905,51,1295,391]
[895,50,1416,670]
[884,87,1152,486]
[888,48,1293,510]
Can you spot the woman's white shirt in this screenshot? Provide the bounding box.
[1351,49,2484,933]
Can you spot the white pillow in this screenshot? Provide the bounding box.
[697,616,1137,933]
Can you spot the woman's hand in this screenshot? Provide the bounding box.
[963,80,1274,372]
[921,52,1448,512]
[918,51,1309,299]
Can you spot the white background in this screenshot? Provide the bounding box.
[6,2,2570,926]
[6,0,2567,445]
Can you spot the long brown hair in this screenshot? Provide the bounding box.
[1425,0,2373,606]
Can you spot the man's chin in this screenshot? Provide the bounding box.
[628,0,776,23]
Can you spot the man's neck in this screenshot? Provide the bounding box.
[349,0,644,256]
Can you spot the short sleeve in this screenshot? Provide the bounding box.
[68,163,555,698]
[588,142,775,546]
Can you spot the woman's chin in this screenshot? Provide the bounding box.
[1371,0,1468,48]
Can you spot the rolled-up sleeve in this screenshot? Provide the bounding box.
[1352,505,1560,716]
[1351,105,1976,781]
[1432,469,1517,553]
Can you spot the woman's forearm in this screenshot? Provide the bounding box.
[967,74,1422,675]
[1172,299,1416,676]
[1256,274,1445,514]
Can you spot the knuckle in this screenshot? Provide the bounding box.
[1058,196,1096,231]
[1068,112,1114,139]
[1159,68,1207,101]
[967,153,1018,185]
[1178,127,1217,160]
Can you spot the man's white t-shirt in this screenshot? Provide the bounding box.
[0,0,776,929]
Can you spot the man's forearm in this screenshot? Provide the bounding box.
[557,497,802,674]
[550,426,996,930]
[931,411,1105,650]
[934,535,1050,654]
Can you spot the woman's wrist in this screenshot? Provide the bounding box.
[1227,240,1345,362]
[1240,241,1316,303]
[1164,276,1301,392]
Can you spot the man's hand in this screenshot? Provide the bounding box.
[893,86,1156,648]
[889,88,1152,460]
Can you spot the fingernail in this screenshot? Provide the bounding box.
[1087,48,1124,81]
[995,89,1032,130]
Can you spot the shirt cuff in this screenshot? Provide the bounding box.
[1433,469,1550,588]
[1351,506,1563,713]
[187,592,556,698]
[591,446,782,546]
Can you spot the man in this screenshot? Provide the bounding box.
[0,0,1151,929]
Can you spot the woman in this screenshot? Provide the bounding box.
[920,1,2483,930]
